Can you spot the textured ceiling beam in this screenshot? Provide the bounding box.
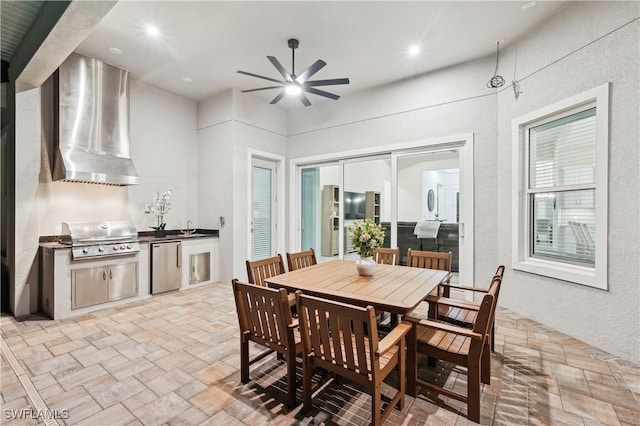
[13,1,117,92]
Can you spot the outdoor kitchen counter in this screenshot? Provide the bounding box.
[40,229,220,248]
[138,229,219,244]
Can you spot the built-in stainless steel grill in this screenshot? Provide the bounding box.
[61,220,140,260]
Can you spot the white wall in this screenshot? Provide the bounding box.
[13,79,198,316]
[496,2,640,361]
[197,89,288,284]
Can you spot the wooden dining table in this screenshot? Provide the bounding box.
[265,259,448,317]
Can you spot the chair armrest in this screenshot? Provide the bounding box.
[405,316,483,340]
[288,318,299,329]
[439,283,489,293]
[425,295,480,311]
[377,321,412,355]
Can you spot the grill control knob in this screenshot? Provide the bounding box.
[82,248,89,254]
[113,245,119,250]
[98,246,105,252]
[126,244,132,249]
[120,244,126,250]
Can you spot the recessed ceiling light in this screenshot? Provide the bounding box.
[108,47,122,55]
[408,45,421,56]
[182,77,193,83]
[522,1,536,10]
[146,25,160,37]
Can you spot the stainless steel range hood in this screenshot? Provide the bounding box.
[42,52,138,186]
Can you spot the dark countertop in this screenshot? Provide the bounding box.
[40,229,219,249]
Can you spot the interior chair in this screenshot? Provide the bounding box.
[406,275,501,423]
[286,248,317,272]
[406,249,452,295]
[296,291,411,426]
[231,279,302,408]
[373,247,400,265]
[427,265,505,351]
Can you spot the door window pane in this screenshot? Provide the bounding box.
[252,166,272,259]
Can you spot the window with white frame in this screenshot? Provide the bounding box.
[512,83,608,289]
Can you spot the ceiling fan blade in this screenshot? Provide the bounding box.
[237,70,284,85]
[298,92,312,107]
[295,60,326,84]
[305,78,350,87]
[270,91,286,105]
[267,56,293,82]
[241,86,282,93]
[304,87,340,100]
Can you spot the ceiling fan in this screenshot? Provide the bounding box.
[237,38,349,107]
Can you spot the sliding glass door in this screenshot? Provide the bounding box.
[342,156,391,260]
[293,136,473,284]
[396,150,460,279]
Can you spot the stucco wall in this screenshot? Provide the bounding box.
[197,89,288,284]
[496,2,640,361]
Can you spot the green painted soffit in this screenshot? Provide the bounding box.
[8,1,71,80]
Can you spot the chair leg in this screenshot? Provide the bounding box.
[467,360,481,423]
[406,325,417,398]
[286,351,297,408]
[302,356,313,412]
[240,337,249,383]
[372,381,381,426]
[397,337,406,410]
[481,341,491,385]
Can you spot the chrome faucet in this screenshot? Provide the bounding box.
[182,220,195,235]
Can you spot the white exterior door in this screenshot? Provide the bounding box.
[251,158,277,260]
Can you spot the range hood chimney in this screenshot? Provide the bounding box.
[43,52,138,186]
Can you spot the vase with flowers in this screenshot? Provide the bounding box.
[349,219,386,276]
[149,187,175,237]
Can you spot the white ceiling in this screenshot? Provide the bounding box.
[76,1,567,108]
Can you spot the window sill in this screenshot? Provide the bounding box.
[513,258,606,290]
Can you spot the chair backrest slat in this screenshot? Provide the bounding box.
[246,254,286,287]
[287,248,317,272]
[296,292,376,377]
[373,247,400,265]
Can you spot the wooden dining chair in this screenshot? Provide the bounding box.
[426,265,505,350]
[246,254,287,287]
[286,248,317,272]
[246,254,296,307]
[232,279,302,408]
[406,275,501,423]
[373,247,400,265]
[296,291,411,426]
[406,249,452,293]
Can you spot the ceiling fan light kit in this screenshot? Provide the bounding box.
[237,38,350,107]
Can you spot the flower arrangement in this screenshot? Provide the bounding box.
[149,187,175,231]
[349,219,386,258]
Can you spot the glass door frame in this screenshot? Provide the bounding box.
[290,134,474,285]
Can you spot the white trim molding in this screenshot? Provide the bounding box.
[511,83,609,290]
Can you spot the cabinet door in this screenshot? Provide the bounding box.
[72,267,109,309]
[108,263,138,301]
